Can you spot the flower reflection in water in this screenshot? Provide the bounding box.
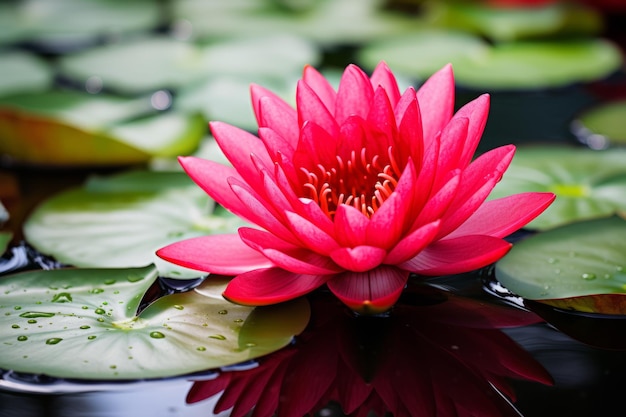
[187,282,553,417]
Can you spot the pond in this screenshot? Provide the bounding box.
[2,1,626,416]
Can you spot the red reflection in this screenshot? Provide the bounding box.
[187,283,553,417]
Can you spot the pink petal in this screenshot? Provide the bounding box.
[395,90,424,168]
[284,211,340,255]
[447,192,555,239]
[250,84,293,127]
[367,86,397,146]
[327,266,409,314]
[302,64,337,115]
[398,235,512,275]
[258,127,295,162]
[416,64,454,143]
[384,220,441,264]
[329,245,387,272]
[178,156,255,223]
[366,161,418,249]
[257,95,299,146]
[296,197,335,236]
[452,94,490,168]
[209,122,272,188]
[296,80,339,137]
[156,234,273,275]
[411,171,460,230]
[335,64,374,125]
[432,116,468,190]
[334,204,369,247]
[370,61,401,106]
[223,267,331,306]
[294,120,338,167]
[436,145,516,238]
[229,179,299,245]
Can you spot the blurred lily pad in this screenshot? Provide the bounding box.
[0,91,205,166]
[426,2,602,42]
[572,100,626,148]
[0,233,10,255]
[23,171,245,274]
[58,34,320,95]
[0,265,310,379]
[495,217,626,314]
[359,34,621,89]
[0,51,53,97]
[0,0,161,52]
[488,146,626,230]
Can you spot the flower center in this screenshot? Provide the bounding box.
[301,146,402,219]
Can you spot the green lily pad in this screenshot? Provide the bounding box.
[573,100,626,148]
[357,30,488,82]
[58,34,319,95]
[495,216,626,313]
[358,35,621,89]
[0,0,161,51]
[0,91,205,166]
[488,146,626,230]
[23,171,245,274]
[426,2,602,42]
[0,51,53,97]
[453,39,622,90]
[0,265,310,379]
[0,232,11,255]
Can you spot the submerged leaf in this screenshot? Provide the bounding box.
[495,216,626,313]
[488,146,626,230]
[0,266,310,379]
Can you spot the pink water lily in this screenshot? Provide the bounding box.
[157,62,554,314]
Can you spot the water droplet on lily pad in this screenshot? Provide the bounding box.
[27,320,37,324]
[45,338,62,345]
[582,273,597,280]
[80,325,91,329]
[218,310,228,315]
[104,279,116,285]
[51,292,73,303]
[17,336,27,342]
[209,334,226,340]
[127,274,144,282]
[88,335,97,340]
[95,308,106,315]
[150,331,165,339]
[196,346,206,351]
[19,312,55,318]
[173,305,184,310]
[89,288,104,294]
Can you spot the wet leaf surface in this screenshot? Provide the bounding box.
[0,265,310,379]
[495,216,626,313]
[488,146,626,230]
[23,171,245,274]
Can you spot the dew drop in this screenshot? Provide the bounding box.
[233,319,244,323]
[245,342,256,348]
[90,288,104,294]
[88,335,97,340]
[27,320,36,324]
[209,334,226,340]
[51,292,73,303]
[173,305,184,310]
[17,336,27,342]
[102,302,108,306]
[20,312,55,318]
[11,324,19,329]
[127,274,144,283]
[196,346,207,351]
[45,338,62,345]
[82,306,89,310]
[104,279,116,285]
[110,365,117,369]
[97,318,105,323]
[80,325,91,330]
[95,308,106,315]
[14,306,22,310]
[581,273,597,281]
[218,310,228,315]
[150,331,165,339]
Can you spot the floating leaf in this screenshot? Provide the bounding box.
[58,34,320,94]
[495,217,626,313]
[0,91,204,166]
[0,265,310,379]
[573,100,626,148]
[0,0,161,52]
[427,2,602,42]
[359,35,621,89]
[488,146,626,230]
[452,39,622,90]
[0,232,10,255]
[23,171,245,272]
[0,51,53,97]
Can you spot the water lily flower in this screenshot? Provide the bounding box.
[157,62,555,314]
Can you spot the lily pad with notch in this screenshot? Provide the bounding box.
[488,146,626,230]
[0,265,310,380]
